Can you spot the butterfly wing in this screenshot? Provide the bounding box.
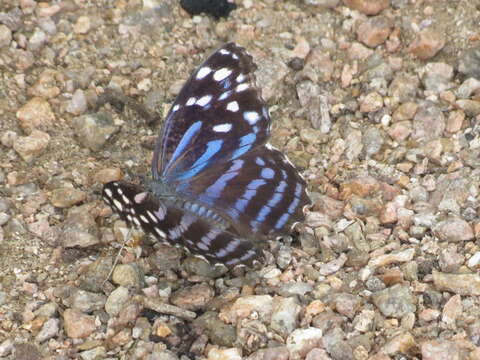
[152,43,271,183]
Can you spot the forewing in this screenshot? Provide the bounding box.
[152,43,271,182]
[102,181,183,248]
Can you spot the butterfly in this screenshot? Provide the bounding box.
[102,43,310,267]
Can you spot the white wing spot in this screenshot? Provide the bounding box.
[134,192,148,204]
[236,74,245,83]
[172,104,180,112]
[186,97,196,106]
[219,91,232,101]
[130,207,136,215]
[117,187,123,196]
[104,188,113,198]
[127,214,133,222]
[240,249,256,261]
[169,226,182,240]
[197,242,208,251]
[147,210,158,223]
[213,68,232,82]
[113,199,123,211]
[140,215,149,223]
[155,227,166,238]
[180,213,196,228]
[226,101,239,112]
[196,95,212,107]
[219,49,230,55]
[255,157,265,166]
[232,53,239,60]
[154,206,166,221]
[213,123,232,133]
[244,111,260,125]
[196,66,212,79]
[133,217,141,227]
[236,83,249,92]
[121,195,130,204]
[216,238,241,258]
[261,167,275,179]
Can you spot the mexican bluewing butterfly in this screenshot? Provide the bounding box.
[102,43,310,266]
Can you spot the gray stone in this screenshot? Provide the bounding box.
[105,286,130,316]
[372,284,416,318]
[73,112,119,151]
[459,46,480,79]
[270,297,301,337]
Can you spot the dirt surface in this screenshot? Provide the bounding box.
[1,0,480,359]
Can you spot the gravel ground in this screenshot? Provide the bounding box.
[1,0,480,359]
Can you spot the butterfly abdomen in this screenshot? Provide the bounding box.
[148,178,228,228]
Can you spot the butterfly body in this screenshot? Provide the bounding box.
[148,177,231,229]
[103,43,310,266]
